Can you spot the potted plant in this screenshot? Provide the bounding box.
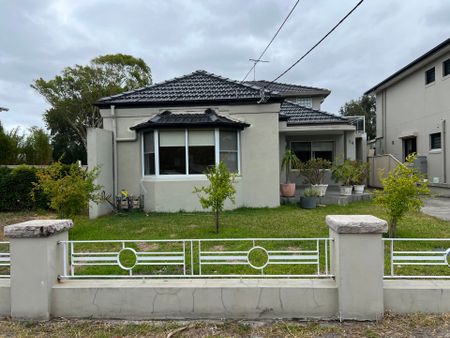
[298,158,332,197]
[300,187,320,209]
[280,149,301,197]
[351,161,369,194]
[332,159,354,196]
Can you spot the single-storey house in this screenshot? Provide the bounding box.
[88,70,358,217]
[365,37,450,184]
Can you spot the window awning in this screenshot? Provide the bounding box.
[130,109,250,131]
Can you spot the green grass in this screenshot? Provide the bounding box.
[65,201,450,278]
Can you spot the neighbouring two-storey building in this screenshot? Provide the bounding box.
[366,37,450,184]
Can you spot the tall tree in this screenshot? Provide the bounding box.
[339,95,376,140]
[32,54,152,163]
[0,122,23,164]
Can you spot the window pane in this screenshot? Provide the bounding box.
[291,142,311,162]
[159,130,185,147]
[220,131,237,151]
[312,142,333,152]
[189,130,214,146]
[159,147,186,175]
[313,151,333,162]
[430,133,441,149]
[426,67,435,84]
[444,59,450,77]
[143,132,154,153]
[189,146,215,174]
[144,153,155,175]
[295,97,313,108]
[220,152,238,172]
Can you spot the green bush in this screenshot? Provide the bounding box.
[33,162,101,217]
[0,166,48,211]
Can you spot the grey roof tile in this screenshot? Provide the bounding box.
[96,70,281,107]
[280,100,348,125]
[130,108,250,130]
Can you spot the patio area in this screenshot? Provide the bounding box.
[280,185,373,206]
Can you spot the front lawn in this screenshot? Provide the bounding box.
[71,201,449,241]
[65,201,450,278]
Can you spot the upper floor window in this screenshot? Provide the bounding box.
[430,132,441,150]
[443,59,450,77]
[143,129,240,176]
[425,67,435,84]
[294,97,313,108]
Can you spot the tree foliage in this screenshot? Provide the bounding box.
[0,122,52,165]
[31,54,152,163]
[339,95,376,140]
[374,154,430,237]
[33,162,102,217]
[193,162,236,233]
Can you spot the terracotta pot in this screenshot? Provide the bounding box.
[311,184,328,197]
[340,186,353,196]
[280,183,296,197]
[353,185,365,194]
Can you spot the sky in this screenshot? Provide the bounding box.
[0,0,449,131]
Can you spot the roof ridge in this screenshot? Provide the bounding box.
[247,80,330,93]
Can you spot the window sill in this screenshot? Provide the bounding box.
[425,81,436,88]
[141,175,241,182]
[429,149,442,154]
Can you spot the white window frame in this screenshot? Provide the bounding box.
[142,128,241,179]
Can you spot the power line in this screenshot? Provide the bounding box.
[264,0,364,87]
[241,0,301,82]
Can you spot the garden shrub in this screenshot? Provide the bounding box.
[0,165,48,211]
[33,162,101,217]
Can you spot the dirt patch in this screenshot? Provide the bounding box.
[136,242,160,251]
[210,245,226,251]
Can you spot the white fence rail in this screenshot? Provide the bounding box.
[58,238,333,279]
[384,238,450,279]
[0,241,10,279]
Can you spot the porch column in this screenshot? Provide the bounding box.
[5,220,73,320]
[327,215,387,320]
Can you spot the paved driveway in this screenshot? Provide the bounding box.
[421,197,450,221]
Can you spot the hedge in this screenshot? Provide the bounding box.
[0,166,49,211]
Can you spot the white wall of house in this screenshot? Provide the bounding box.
[97,103,281,212]
[375,49,450,183]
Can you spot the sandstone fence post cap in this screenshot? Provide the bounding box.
[4,219,73,238]
[326,215,388,234]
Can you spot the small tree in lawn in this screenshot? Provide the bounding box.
[374,154,430,237]
[194,162,236,233]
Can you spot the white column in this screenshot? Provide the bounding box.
[5,220,73,320]
[327,215,387,321]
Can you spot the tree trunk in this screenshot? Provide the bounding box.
[215,210,219,234]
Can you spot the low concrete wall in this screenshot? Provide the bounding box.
[384,280,450,313]
[0,280,10,316]
[52,279,338,320]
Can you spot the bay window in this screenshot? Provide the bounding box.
[143,129,240,176]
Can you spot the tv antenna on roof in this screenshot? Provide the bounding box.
[249,58,269,81]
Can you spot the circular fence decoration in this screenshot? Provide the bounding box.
[247,246,269,270]
[117,247,137,270]
[445,248,450,268]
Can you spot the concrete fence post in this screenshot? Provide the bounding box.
[326,215,388,321]
[4,220,73,320]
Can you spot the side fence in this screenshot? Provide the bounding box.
[368,154,402,188]
[0,216,449,321]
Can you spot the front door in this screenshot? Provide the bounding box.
[403,137,417,160]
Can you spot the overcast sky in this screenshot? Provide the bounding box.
[0,0,449,131]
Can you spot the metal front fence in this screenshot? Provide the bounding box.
[384,238,450,279]
[0,241,10,279]
[58,238,333,279]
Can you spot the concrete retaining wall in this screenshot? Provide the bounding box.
[0,280,10,316]
[52,279,338,320]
